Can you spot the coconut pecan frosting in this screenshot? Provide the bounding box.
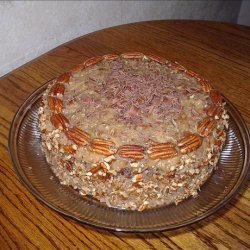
[38,52,229,211]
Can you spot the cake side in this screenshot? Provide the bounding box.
[38,53,229,211]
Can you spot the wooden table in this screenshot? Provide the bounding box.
[1,20,249,249]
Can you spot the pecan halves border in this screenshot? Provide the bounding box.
[147,143,177,159]
[206,105,223,119]
[177,133,202,154]
[89,138,117,156]
[118,145,145,160]
[197,117,216,137]
[65,127,90,146]
[56,72,71,84]
[47,96,63,113]
[50,113,69,130]
[210,89,222,105]
[44,52,225,160]
[48,83,65,96]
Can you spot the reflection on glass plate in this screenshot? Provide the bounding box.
[9,81,250,232]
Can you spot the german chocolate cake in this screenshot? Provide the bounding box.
[38,52,229,211]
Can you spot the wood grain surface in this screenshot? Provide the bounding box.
[0,20,250,249]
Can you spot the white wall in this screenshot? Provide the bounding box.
[237,0,250,26]
[0,1,244,77]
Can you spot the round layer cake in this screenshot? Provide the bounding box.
[38,52,229,211]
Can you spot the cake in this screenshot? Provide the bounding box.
[38,52,229,211]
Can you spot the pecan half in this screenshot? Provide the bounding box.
[186,70,200,78]
[148,143,177,159]
[206,105,222,119]
[65,127,90,145]
[198,78,212,92]
[210,89,222,105]
[147,54,165,64]
[50,113,69,130]
[177,133,202,154]
[89,138,116,156]
[56,72,71,84]
[120,52,144,59]
[49,83,65,96]
[103,54,119,61]
[70,63,85,72]
[84,56,103,68]
[168,61,186,71]
[118,145,145,160]
[47,96,63,113]
[197,117,216,137]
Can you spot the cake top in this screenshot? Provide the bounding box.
[43,52,223,160]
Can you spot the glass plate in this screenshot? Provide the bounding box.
[9,81,250,232]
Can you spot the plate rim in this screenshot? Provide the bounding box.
[8,81,250,232]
